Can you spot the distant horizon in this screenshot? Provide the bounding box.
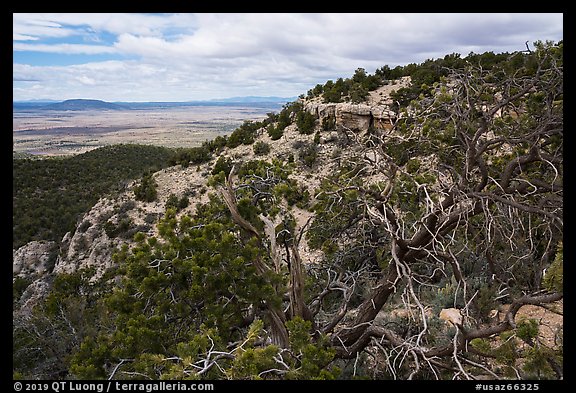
[13,95,297,104]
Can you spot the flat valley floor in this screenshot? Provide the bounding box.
[13,105,273,156]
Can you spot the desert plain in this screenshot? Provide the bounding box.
[13,105,275,156]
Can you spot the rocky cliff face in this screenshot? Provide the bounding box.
[53,197,119,277]
[302,77,409,133]
[303,101,397,132]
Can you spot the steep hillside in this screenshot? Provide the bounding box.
[13,43,563,381]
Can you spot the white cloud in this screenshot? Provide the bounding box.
[13,13,193,41]
[13,14,77,40]
[13,13,563,101]
[13,42,118,55]
[13,33,38,41]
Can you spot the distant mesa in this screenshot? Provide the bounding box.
[42,99,128,111]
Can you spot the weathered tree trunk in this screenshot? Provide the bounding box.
[289,243,312,321]
[335,259,398,346]
[221,173,291,348]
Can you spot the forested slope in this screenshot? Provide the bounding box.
[13,144,175,249]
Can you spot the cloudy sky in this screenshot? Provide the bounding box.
[13,13,563,102]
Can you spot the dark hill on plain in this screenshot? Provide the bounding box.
[42,99,127,111]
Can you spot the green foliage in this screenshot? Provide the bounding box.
[267,124,284,140]
[274,180,310,209]
[133,172,158,202]
[169,146,212,167]
[13,144,174,249]
[13,277,31,303]
[375,64,406,80]
[473,284,498,321]
[296,111,317,135]
[494,332,520,367]
[516,319,539,342]
[202,135,228,153]
[69,200,283,379]
[306,67,383,103]
[228,344,280,380]
[543,242,563,292]
[321,116,336,131]
[296,142,318,168]
[165,193,189,212]
[349,84,369,103]
[227,120,263,148]
[237,159,290,181]
[523,346,558,379]
[306,170,377,266]
[313,131,321,145]
[14,268,108,379]
[103,216,134,239]
[432,279,460,310]
[277,103,295,129]
[253,141,271,155]
[470,338,492,354]
[284,317,339,379]
[321,80,344,103]
[211,156,233,177]
[265,101,301,141]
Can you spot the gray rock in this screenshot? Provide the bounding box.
[304,100,397,133]
[13,240,57,278]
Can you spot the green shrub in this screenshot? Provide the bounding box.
[165,194,189,212]
[543,242,563,292]
[13,277,31,303]
[211,156,233,177]
[267,124,284,140]
[78,220,92,233]
[296,111,317,135]
[170,146,212,167]
[133,173,158,202]
[253,141,271,156]
[227,120,263,148]
[298,142,318,168]
[103,216,133,238]
[322,116,335,131]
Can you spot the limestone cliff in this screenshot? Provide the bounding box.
[302,76,409,133]
[303,101,397,132]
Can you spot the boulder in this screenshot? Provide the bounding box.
[439,308,463,326]
[13,240,57,278]
[53,198,118,278]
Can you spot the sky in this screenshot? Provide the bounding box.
[13,13,563,102]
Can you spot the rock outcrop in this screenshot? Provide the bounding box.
[13,161,214,311]
[302,77,410,133]
[13,240,58,278]
[303,101,396,133]
[53,197,119,278]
